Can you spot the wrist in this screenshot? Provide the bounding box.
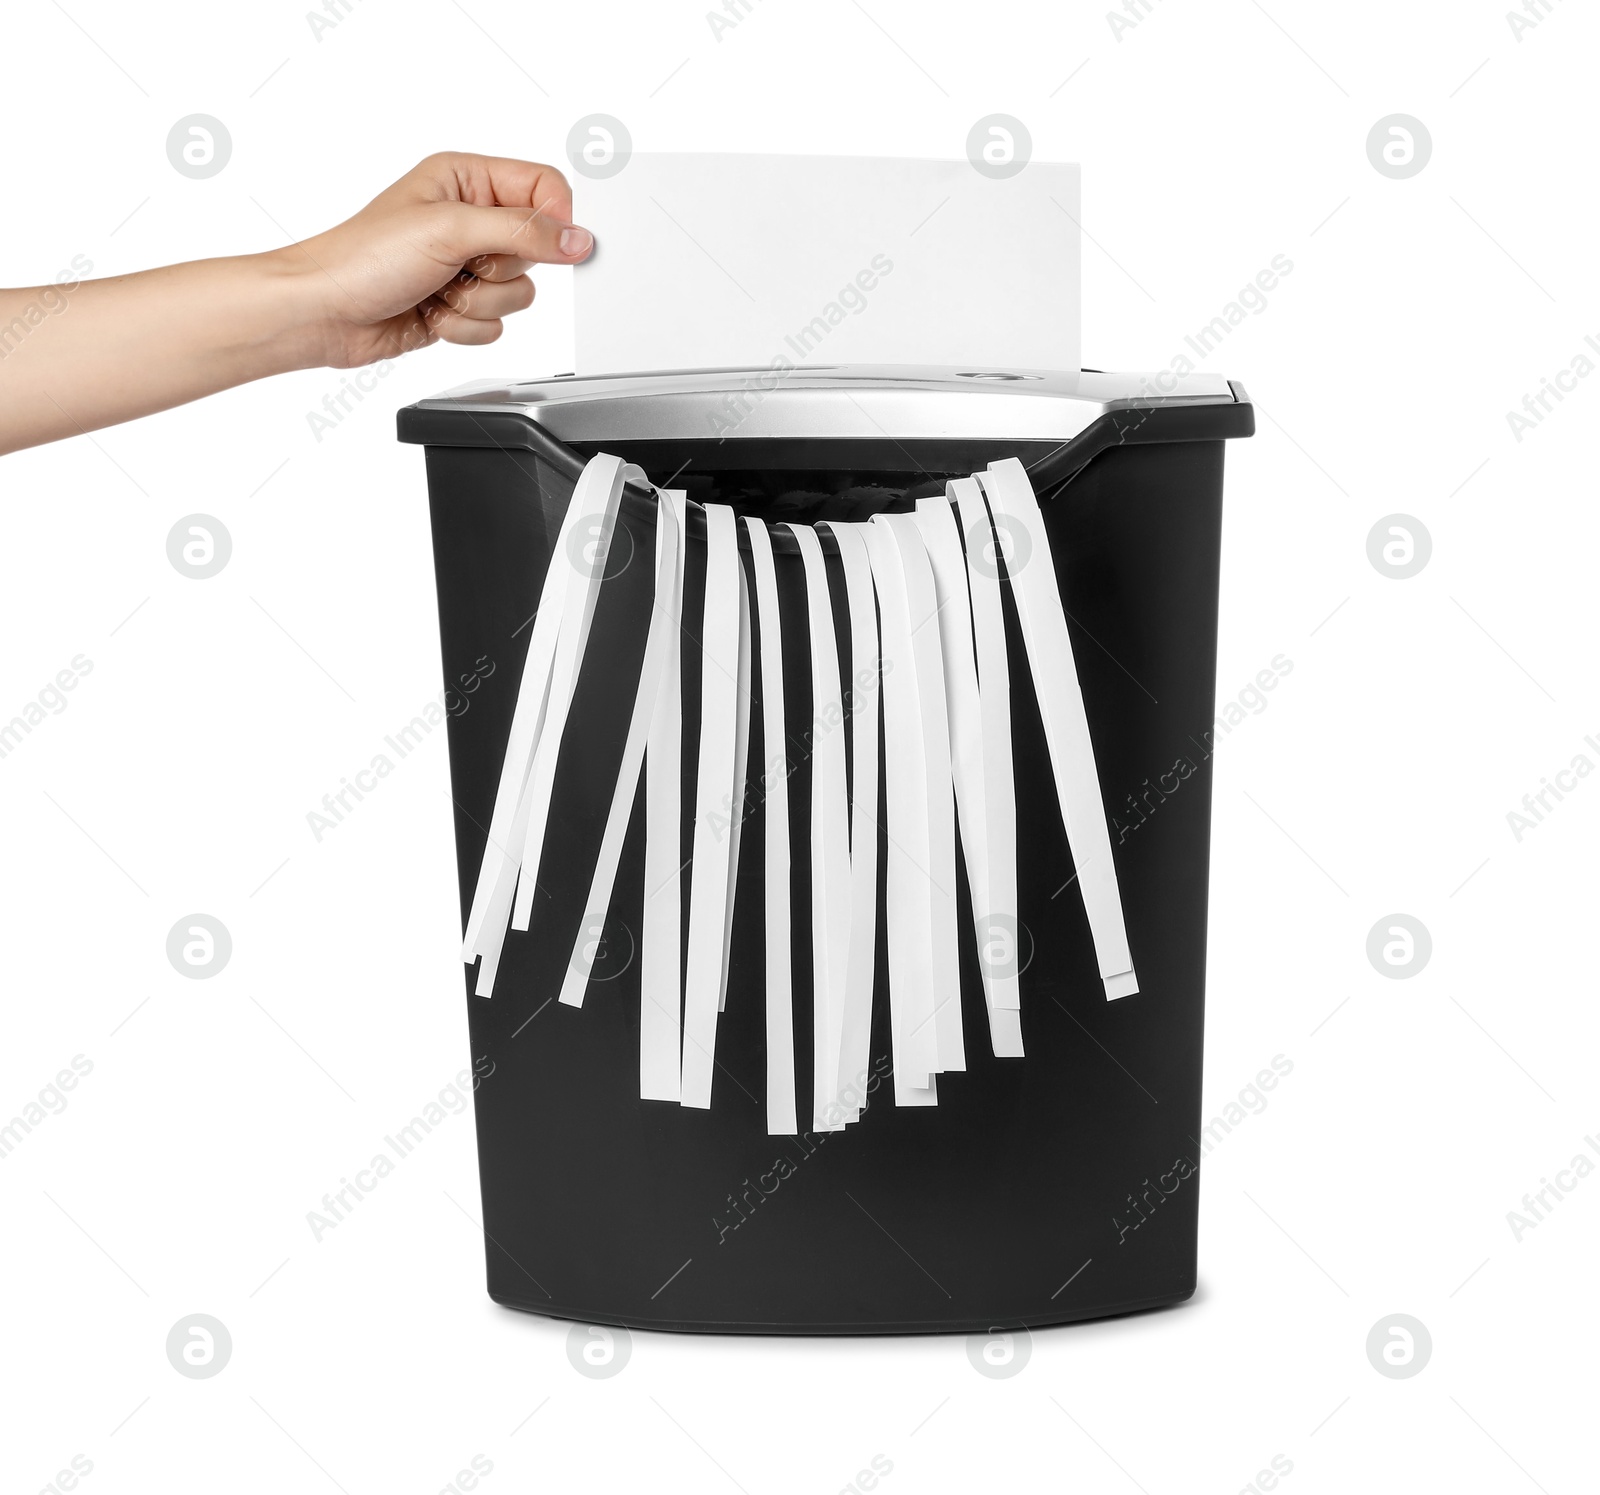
[244,246,339,374]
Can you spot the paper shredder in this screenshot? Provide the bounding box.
[398,365,1254,1334]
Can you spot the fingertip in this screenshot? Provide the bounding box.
[558,225,594,261]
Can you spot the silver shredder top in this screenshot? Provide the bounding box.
[404,366,1247,446]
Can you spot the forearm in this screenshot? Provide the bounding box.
[0,250,321,456]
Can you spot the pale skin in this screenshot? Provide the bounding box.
[0,153,594,457]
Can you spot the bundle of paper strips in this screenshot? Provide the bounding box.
[460,453,1137,1136]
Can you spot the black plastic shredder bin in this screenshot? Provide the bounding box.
[398,365,1254,1335]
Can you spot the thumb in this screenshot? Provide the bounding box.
[431,200,594,266]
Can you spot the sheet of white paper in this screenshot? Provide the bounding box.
[745,519,797,1136]
[861,520,937,1105]
[823,523,880,1123]
[881,514,964,1077]
[791,526,853,1132]
[640,492,688,1099]
[977,459,1137,1000]
[951,478,1024,1056]
[561,496,679,1008]
[680,505,743,1108]
[575,154,1080,375]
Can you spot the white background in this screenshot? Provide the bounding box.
[3,1,1597,1491]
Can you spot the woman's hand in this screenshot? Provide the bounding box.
[279,152,593,369]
